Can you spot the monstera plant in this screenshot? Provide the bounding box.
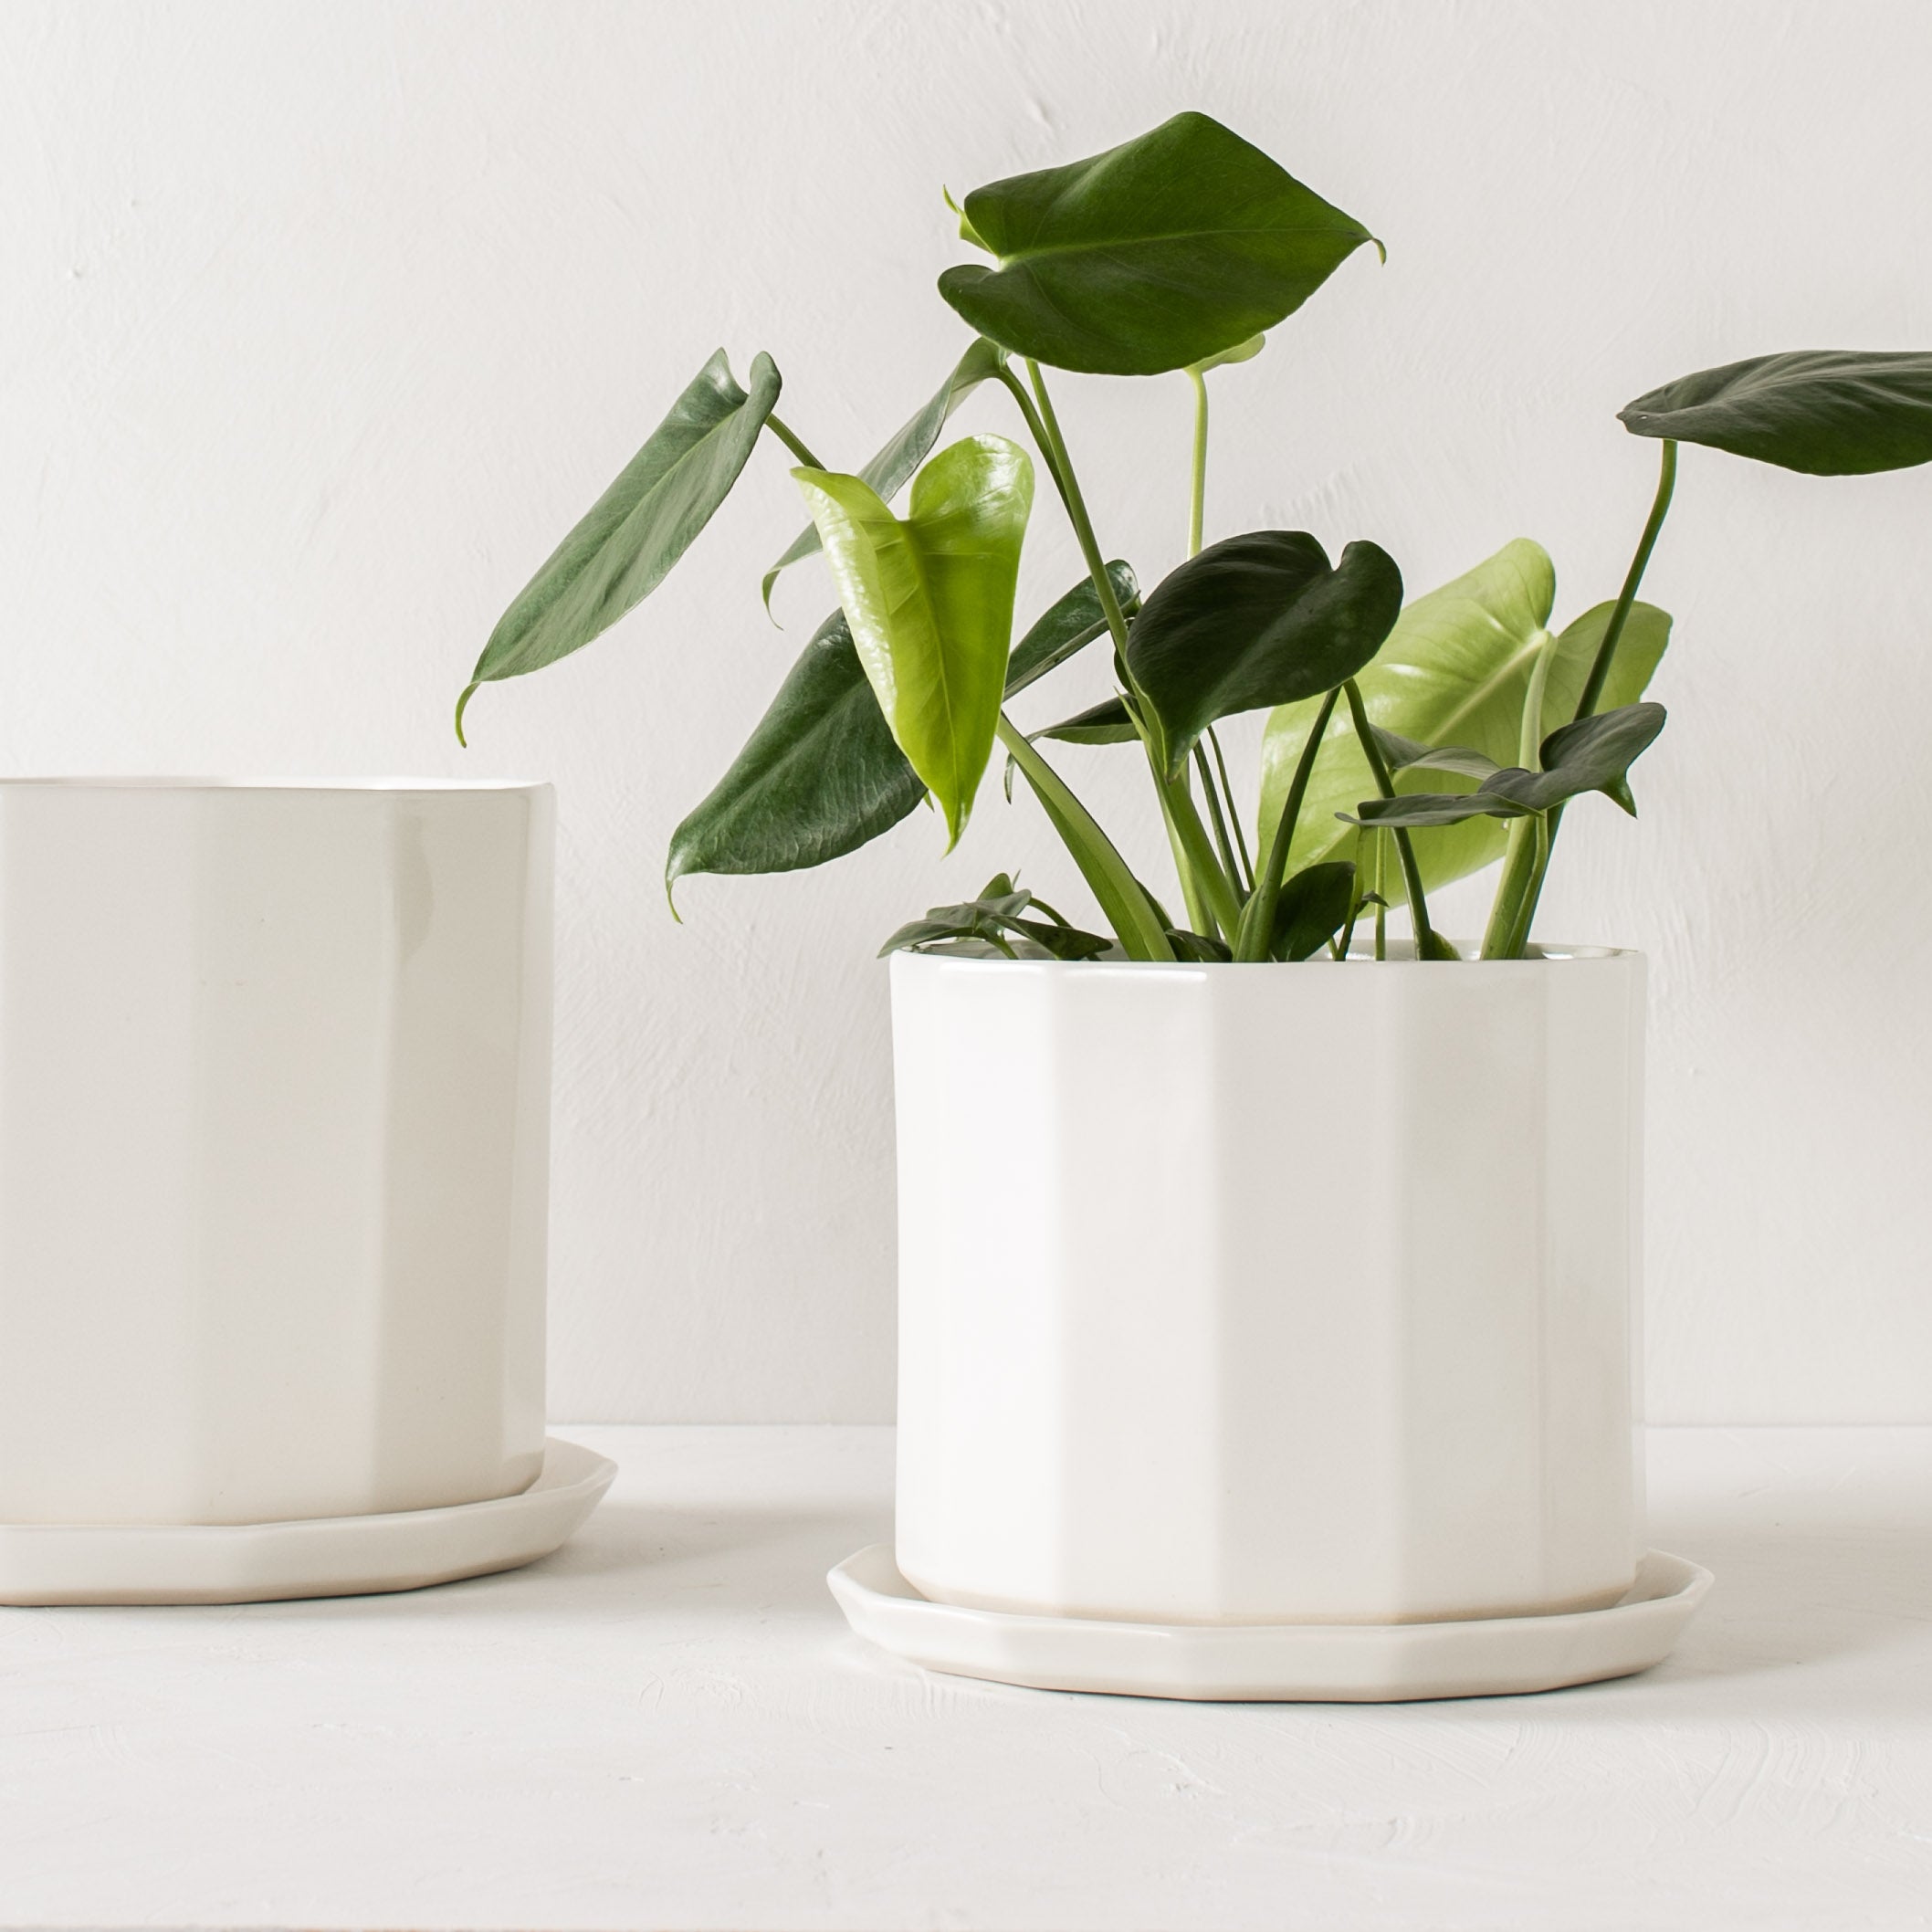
[457,113,1932,962]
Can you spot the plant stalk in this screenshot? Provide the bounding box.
[1207,727,1254,890]
[1480,623,1560,959]
[997,714,1174,961]
[1497,436,1681,954]
[1235,687,1340,961]
[763,413,827,470]
[1193,743,1244,892]
[1187,367,1209,559]
[1344,679,1441,959]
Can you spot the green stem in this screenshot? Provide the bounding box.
[1160,768,1241,939]
[1345,679,1441,959]
[1186,367,1208,558]
[1206,727,1254,891]
[1480,623,1560,960]
[998,715,1174,961]
[1496,437,1680,957]
[1193,743,1244,893]
[1015,358,1236,936]
[1576,437,1677,724]
[1235,687,1340,961]
[1374,832,1388,961]
[1334,827,1370,959]
[1008,361,1133,659]
[763,413,827,470]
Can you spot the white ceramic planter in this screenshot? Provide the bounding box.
[891,945,1644,1626]
[0,780,552,1527]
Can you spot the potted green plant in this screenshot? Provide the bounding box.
[456,113,1932,1693]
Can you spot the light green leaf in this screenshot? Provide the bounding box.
[1188,332,1265,375]
[1620,351,1932,476]
[762,338,1007,612]
[938,112,1376,376]
[458,349,779,741]
[796,435,1034,849]
[1259,539,1670,888]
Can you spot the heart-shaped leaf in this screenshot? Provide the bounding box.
[1620,351,1932,476]
[458,349,780,741]
[666,606,926,896]
[1260,540,1670,887]
[1270,860,1356,961]
[938,113,1377,376]
[1349,701,1667,828]
[797,435,1034,849]
[762,338,1007,611]
[1128,531,1403,777]
[1004,562,1139,696]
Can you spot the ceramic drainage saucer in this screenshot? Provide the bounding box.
[828,1545,1711,1702]
[0,1437,615,1607]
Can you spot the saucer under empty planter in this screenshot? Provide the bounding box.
[828,1544,1711,1702]
[0,1436,616,1606]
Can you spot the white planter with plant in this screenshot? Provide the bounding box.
[461,112,1932,1682]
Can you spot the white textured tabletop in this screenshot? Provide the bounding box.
[1,1424,1928,1931]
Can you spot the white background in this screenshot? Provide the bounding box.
[5,0,1929,1423]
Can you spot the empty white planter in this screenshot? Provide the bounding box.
[891,945,1644,1625]
[0,780,552,1527]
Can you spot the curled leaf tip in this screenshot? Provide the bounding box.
[662,869,685,924]
[454,681,480,747]
[1370,236,1388,265]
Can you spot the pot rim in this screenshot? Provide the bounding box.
[889,940,1638,971]
[0,776,551,794]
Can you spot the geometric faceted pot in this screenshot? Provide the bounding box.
[890,943,1644,1626]
[0,780,552,1527]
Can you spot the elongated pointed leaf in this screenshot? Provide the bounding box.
[1260,540,1670,887]
[667,607,925,893]
[1371,726,1499,781]
[797,435,1034,848]
[1036,696,1135,745]
[1004,562,1139,695]
[1129,531,1403,777]
[1349,701,1667,828]
[878,877,1111,961]
[762,338,1007,611]
[1620,351,1932,475]
[938,113,1376,376]
[458,349,779,740]
[1271,861,1356,961]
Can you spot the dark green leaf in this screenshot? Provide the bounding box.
[762,338,1007,610]
[1035,696,1136,745]
[877,878,1111,960]
[938,112,1376,377]
[1165,928,1234,962]
[1620,351,1932,476]
[1345,701,1667,828]
[459,349,779,740]
[1370,726,1499,781]
[1270,860,1356,961]
[1129,531,1403,776]
[1003,562,1139,696]
[667,608,923,894]
[1499,701,1668,812]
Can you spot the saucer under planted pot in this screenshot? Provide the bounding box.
[0,779,553,1534]
[887,943,1646,1635]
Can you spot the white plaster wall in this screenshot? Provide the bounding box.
[4,0,1929,1423]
